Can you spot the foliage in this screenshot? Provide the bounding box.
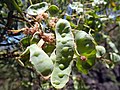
[0,0,120,89]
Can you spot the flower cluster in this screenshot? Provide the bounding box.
[23,22,54,43]
[23,22,40,35]
[48,17,58,28]
[36,12,48,22]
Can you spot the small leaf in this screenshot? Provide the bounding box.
[106,38,118,53]
[96,45,106,58]
[110,53,120,63]
[84,50,96,66]
[48,5,59,16]
[68,2,83,14]
[43,43,55,55]
[26,2,48,15]
[30,34,40,44]
[20,47,30,65]
[20,36,31,48]
[8,29,23,34]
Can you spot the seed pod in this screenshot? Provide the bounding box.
[74,31,96,74]
[21,44,54,76]
[51,19,74,89]
[75,30,95,54]
[29,44,54,76]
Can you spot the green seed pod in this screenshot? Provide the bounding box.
[75,30,95,54]
[29,44,53,76]
[51,19,74,89]
[74,31,96,74]
[26,2,48,16]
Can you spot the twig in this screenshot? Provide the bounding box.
[29,0,33,5]
[108,24,119,33]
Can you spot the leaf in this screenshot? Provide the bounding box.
[83,50,96,67]
[4,0,22,14]
[48,5,59,16]
[26,2,48,15]
[29,44,54,76]
[20,47,30,65]
[20,35,40,48]
[110,53,120,63]
[107,39,118,53]
[103,34,118,53]
[20,36,31,48]
[68,2,83,14]
[96,45,106,58]
[43,43,55,55]
[20,44,54,76]
[30,34,40,44]
[8,29,23,34]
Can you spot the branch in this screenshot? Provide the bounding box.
[108,24,119,33]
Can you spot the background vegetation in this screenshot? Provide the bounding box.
[0,0,120,90]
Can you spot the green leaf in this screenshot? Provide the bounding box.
[43,43,55,55]
[83,50,96,67]
[110,53,120,63]
[4,0,22,14]
[29,44,54,76]
[26,2,48,15]
[20,35,40,48]
[107,38,118,53]
[20,47,30,66]
[20,36,31,48]
[30,34,40,44]
[96,45,106,58]
[48,5,59,16]
[69,2,83,14]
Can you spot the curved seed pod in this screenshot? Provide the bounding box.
[51,19,74,89]
[74,31,96,74]
[75,30,95,54]
[26,2,48,15]
[29,44,54,76]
